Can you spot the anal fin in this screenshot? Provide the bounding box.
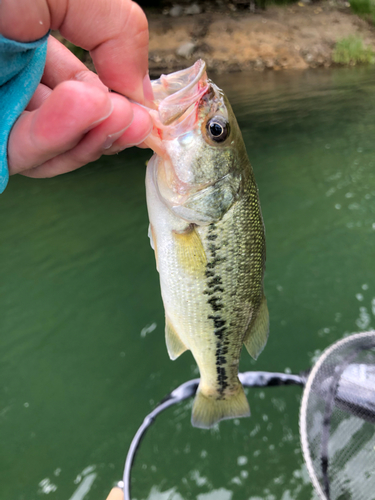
[244,295,269,360]
[165,316,188,360]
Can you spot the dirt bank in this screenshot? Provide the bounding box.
[146,2,375,76]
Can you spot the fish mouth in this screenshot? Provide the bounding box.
[151,59,209,126]
[144,60,209,157]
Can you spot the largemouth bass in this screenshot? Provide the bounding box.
[144,60,269,429]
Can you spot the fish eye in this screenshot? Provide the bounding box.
[206,116,229,143]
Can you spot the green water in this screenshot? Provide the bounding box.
[1,67,375,500]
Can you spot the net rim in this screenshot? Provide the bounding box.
[299,330,375,500]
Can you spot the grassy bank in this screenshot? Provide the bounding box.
[333,36,375,64]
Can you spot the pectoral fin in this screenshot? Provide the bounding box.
[172,225,206,276]
[165,316,188,360]
[148,224,155,250]
[148,224,159,271]
[244,296,269,360]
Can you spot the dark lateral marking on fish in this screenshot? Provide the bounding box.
[216,366,228,378]
[216,347,228,357]
[214,330,224,341]
[206,226,229,395]
[206,257,226,269]
[216,366,229,395]
[207,276,223,287]
[215,325,227,335]
[209,312,229,394]
[208,244,219,258]
[216,369,228,383]
[214,326,227,339]
[207,297,223,312]
[208,315,226,328]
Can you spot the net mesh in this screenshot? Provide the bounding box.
[300,331,375,500]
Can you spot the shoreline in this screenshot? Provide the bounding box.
[146,2,375,76]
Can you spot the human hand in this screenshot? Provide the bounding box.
[105,487,123,500]
[0,0,153,179]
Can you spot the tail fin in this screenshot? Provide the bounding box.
[191,382,250,429]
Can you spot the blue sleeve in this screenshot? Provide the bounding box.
[0,33,48,193]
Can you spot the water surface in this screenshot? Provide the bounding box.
[1,67,375,500]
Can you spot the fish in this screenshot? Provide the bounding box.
[144,60,269,429]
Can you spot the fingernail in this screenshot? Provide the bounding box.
[84,101,114,134]
[103,127,129,150]
[143,73,154,103]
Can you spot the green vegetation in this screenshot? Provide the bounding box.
[349,0,373,14]
[63,40,88,61]
[349,0,375,25]
[333,36,375,65]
